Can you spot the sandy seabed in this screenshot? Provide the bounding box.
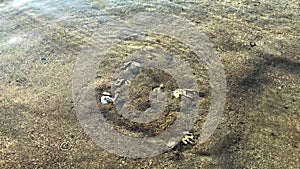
[0,0,299,168]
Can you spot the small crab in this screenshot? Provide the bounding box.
[100,92,118,104]
[114,78,130,87]
[152,84,164,93]
[120,60,141,70]
[181,131,195,145]
[173,89,197,99]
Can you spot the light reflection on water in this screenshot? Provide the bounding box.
[0,0,190,21]
[0,0,194,86]
[1,0,94,20]
[0,0,192,54]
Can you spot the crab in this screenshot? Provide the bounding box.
[100,92,118,104]
[173,88,197,99]
[152,84,165,93]
[114,78,130,87]
[120,60,141,70]
[181,131,195,145]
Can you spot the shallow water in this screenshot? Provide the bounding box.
[1,0,299,168]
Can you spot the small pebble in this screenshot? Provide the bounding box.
[250,42,256,47]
